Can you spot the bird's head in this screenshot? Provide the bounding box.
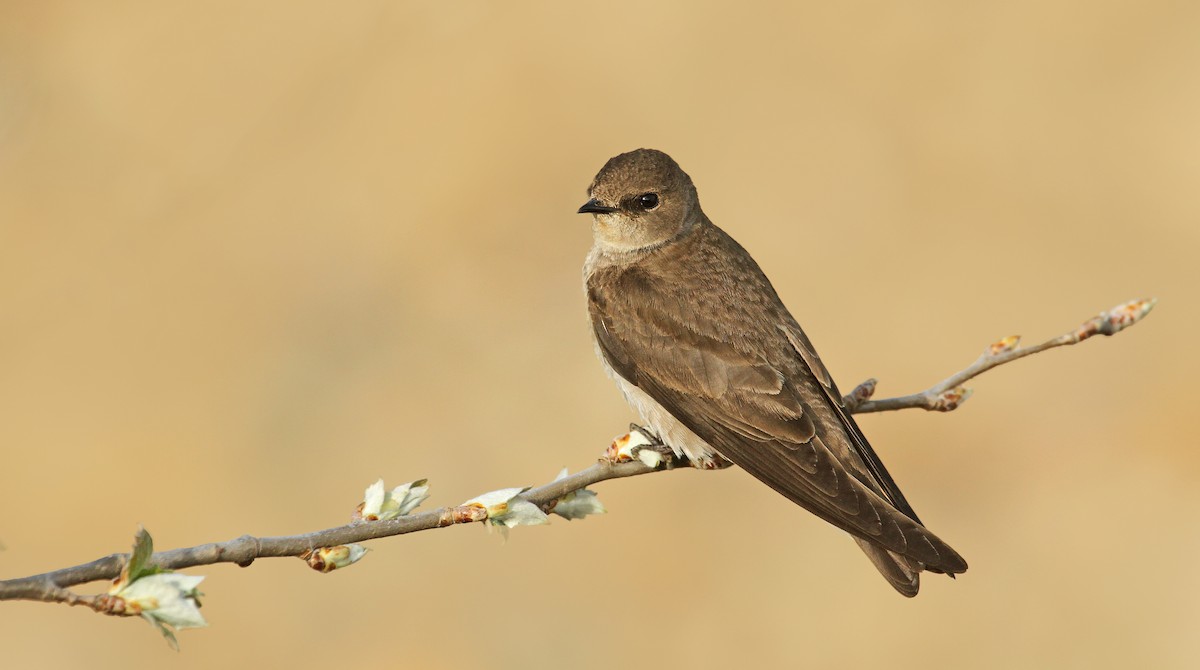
[578,149,701,252]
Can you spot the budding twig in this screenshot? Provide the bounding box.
[0,461,655,604]
[843,298,1156,413]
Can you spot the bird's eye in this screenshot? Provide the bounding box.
[637,193,659,210]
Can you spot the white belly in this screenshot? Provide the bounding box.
[596,340,727,469]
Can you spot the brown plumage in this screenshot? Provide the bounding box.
[579,149,966,596]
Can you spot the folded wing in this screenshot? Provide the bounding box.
[588,270,966,575]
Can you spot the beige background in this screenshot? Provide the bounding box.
[1,2,1196,668]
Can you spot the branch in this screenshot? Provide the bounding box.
[843,298,1156,413]
[0,460,659,603]
[0,298,1156,644]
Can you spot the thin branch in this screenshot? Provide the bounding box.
[843,298,1157,413]
[0,460,659,603]
[0,298,1156,607]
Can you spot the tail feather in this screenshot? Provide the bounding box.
[853,537,922,598]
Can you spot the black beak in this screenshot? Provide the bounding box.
[578,198,619,214]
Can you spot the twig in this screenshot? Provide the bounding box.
[0,460,658,603]
[0,298,1156,608]
[843,298,1156,413]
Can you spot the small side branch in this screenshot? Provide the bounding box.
[843,298,1156,413]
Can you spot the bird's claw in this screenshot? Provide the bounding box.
[629,423,662,446]
[605,424,676,468]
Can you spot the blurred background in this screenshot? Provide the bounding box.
[0,1,1196,667]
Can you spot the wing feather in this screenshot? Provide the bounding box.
[588,268,966,574]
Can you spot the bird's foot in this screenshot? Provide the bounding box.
[604,424,678,468]
[628,423,663,447]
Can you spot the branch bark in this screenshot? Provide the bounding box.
[843,298,1157,413]
[0,298,1156,607]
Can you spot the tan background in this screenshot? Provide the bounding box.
[1,2,1196,667]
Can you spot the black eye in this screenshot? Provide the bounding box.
[637,193,659,210]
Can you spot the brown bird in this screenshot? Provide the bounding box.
[579,149,966,596]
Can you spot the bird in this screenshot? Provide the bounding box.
[578,148,966,596]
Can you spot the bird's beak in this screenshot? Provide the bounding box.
[578,198,619,214]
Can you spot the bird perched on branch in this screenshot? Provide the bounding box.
[579,148,966,596]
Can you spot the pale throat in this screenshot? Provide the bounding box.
[590,213,697,254]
